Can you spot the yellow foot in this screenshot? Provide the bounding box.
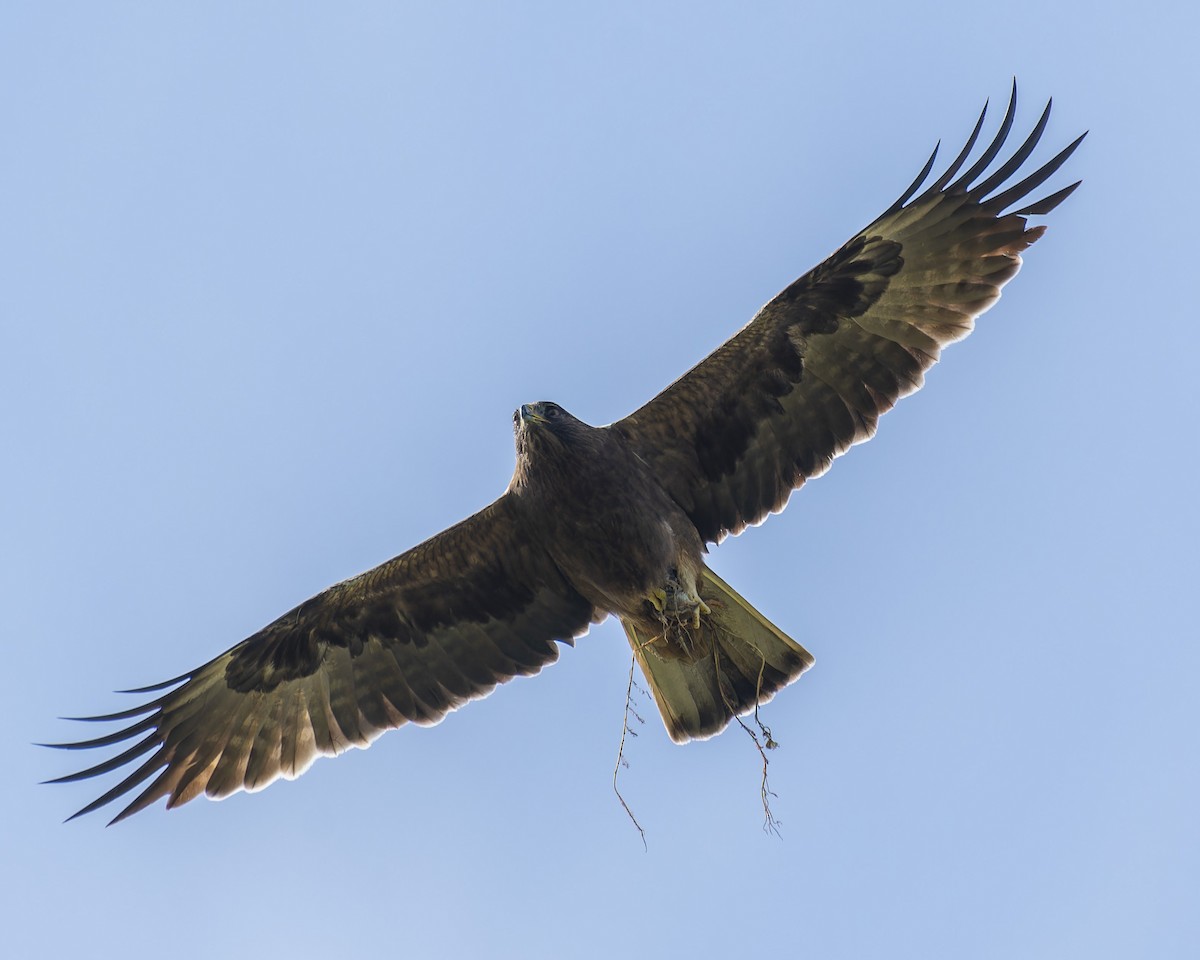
[647,587,669,614]
[690,597,712,629]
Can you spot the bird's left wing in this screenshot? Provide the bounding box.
[614,85,1084,545]
[46,493,595,823]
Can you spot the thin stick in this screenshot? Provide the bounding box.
[720,646,782,836]
[613,655,647,850]
[732,710,781,837]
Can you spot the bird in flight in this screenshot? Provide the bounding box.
[47,83,1084,824]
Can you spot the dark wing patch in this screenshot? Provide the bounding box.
[45,495,595,823]
[614,82,1083,544]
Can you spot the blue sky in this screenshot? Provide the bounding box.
[4,3,1197,958]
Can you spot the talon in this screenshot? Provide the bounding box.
[647,588,668,614]
[691,598,711,630]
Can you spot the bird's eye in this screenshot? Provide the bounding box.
[546,405,559,419]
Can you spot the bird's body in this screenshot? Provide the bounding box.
[47,83,1084,824]
[508,401,809,734]
[509,402,705,627]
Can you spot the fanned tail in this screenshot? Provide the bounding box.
[620,567,814,743]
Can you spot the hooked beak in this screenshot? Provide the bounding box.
[520,403,548,425]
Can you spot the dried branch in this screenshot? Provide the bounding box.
[720,646,783,836]
[612,655,647,850]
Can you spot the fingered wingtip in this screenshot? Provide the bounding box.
[882,141,941,216]
[117,671,193,694]
[882,79,1080,220]
[1012,179,1083,217]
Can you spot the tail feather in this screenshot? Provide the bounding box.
[621,567,813,743]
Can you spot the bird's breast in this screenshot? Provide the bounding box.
[532,466,701,617]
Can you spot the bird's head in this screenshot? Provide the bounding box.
[515,400,567,429]
[514,400,578,439]
[511,401,595,464]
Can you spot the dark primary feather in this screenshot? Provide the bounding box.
[45,496,594,824]
[614,82,1084,545]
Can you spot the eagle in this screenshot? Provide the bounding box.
[48,83,1083,824]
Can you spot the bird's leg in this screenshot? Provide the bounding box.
[683,591,711,629]
[657,573,711,629]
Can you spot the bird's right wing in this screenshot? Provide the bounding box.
[46,494,596,823]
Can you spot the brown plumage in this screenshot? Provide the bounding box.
[46,83,1084,823]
